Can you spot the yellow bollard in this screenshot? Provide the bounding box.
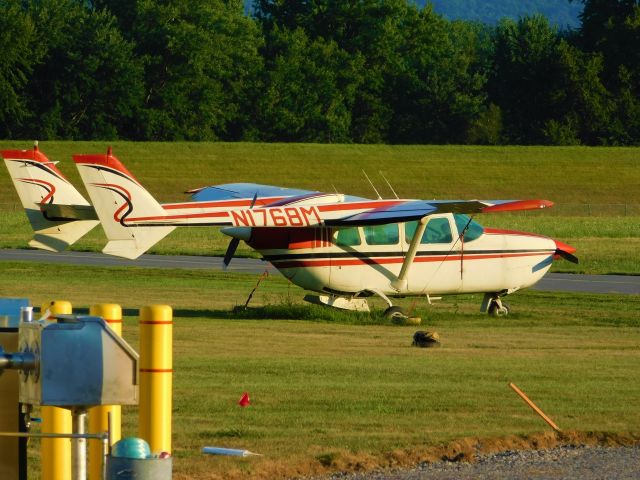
[139,305,173,454]
[88,304,123,480]
[40,300,72,480]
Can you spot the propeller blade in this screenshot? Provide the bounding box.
[556,249,579,264]
[223,238,240,269]
[554,240,578,264]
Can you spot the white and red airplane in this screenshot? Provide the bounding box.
[2,145,577,318]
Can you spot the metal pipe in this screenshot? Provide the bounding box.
[20,306,33,323]
[0,432,106,440]
[72,409,87,480]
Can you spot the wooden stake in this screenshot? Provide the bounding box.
[509,382,561,433]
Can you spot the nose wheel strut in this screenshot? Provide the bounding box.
[481,293,511,317]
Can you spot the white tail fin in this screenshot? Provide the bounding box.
[73,148,175,259]
[2,144,99,252]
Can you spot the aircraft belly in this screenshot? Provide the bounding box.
[277,265,331,292]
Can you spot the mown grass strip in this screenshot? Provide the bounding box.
[1,262,637,479]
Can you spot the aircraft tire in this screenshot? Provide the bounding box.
[383,306,408,321]
[488,301,510,317]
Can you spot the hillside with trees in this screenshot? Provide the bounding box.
[1,0,639,145]
[418,0,583,27]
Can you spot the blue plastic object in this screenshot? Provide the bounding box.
[111,437,151,459]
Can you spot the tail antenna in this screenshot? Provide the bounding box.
[362,170,382,200]
[379,171,399,199]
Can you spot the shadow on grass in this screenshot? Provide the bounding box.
[34,303,389,324]
[173,304,390,325]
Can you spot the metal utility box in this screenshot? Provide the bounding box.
[19,316,139,407]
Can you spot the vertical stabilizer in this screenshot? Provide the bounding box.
[73,148,175,259]
[2,144,99,252]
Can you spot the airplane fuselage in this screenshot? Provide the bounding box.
[238,213,558,299]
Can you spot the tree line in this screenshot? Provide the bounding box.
[1,0,639,145]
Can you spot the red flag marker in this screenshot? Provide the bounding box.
[238,392,250,407]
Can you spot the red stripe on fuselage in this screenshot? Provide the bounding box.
[128,211,231,222]
[270,251,553,269]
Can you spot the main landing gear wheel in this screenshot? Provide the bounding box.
[488,301,510,317]
[383,306,409,321]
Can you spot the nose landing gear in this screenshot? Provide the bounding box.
[481,293,511,317]
[488,299,510,317]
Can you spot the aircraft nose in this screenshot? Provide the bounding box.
[554,239,578,263]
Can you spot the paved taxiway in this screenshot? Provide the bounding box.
[1,248,638,295]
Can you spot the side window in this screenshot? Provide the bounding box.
[334,227,361,246]
[424,218,452,243]
[363,224,399,245]
[404,218,452,244]
[454,214,484,242]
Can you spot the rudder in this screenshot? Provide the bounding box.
[2,143,99,252]
[73,148,175,259]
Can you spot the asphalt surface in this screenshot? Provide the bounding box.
[1,248,638,295]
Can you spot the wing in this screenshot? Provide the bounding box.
[325,199,553,226]
[186,183,321,206]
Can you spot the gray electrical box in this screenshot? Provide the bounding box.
[18,316,138,408]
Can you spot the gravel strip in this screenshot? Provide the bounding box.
[321,445,640,480]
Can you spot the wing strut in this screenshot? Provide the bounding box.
[457,215,475,280]
[391,217,428,292]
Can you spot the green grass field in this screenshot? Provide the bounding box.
[2,142,639,204]
[0,262,638,479]
[1,142,639,274]
[1,143,639,478]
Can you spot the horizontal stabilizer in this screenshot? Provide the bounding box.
[40,204,98,221]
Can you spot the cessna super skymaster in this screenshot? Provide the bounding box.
[2,145,577,318]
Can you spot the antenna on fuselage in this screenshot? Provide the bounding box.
[379,171,399,199]
[362,170,382,199]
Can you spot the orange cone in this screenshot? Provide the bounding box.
[238,392,250,407]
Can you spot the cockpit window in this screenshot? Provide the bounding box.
[363,224,399,245]
[334,227,361,246]
[405,217,453,244]
[454,214,484,242]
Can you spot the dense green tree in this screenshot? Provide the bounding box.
[18,0,145,139]
[489,14,612,144]
[256,0,415,143]
[123,0,263,140]
[257,27,364,142]
[389,12,489,143]
[1,0,639,144]
[574,0,640,144]
[0,3,42,137]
